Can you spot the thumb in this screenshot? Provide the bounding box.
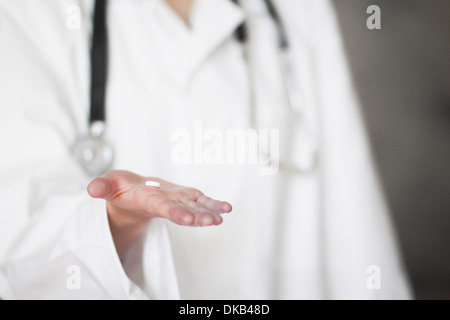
[87,176,114,200]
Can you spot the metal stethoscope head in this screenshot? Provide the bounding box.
[73,120,114,177]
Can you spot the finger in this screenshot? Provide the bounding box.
[198,211,223,226]
[196,195,232,213]
[87,177,114,199]
[155,199,194,226]
[191,211,222,226]
[87,171,136,201]
[129,186,192,225]
[166,188,203,203]
[184,201,224,226]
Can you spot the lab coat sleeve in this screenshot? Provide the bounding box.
[0,1,179,300]
[310,0,413,299]
[0,112,179,300]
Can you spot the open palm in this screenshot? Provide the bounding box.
[87,170,232,227]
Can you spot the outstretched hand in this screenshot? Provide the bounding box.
[87,170,232,259]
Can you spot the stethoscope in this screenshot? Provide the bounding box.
[73,0,318,177]
[73,0,113,177]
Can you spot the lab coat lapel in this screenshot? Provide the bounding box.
[147,0,244,89]
[148,0,196,89]
[190,0,245,65]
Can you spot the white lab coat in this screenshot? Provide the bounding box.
[0,0,412,299]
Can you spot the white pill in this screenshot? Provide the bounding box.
[145,181,161,188]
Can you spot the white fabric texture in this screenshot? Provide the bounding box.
[0,0,411,299]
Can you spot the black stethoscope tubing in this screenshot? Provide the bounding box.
[75,0,298,177]
[89,0,288,126]
[89,0,108,125]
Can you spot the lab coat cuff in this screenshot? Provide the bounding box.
[89,200,180,300]
[3,198,150,300]
[72,198,151,299]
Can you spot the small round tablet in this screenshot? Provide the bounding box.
[145,181,161,188]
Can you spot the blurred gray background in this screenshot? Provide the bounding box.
[333,0,450,299]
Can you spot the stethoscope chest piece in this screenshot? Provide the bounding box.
[73,121,114,177]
